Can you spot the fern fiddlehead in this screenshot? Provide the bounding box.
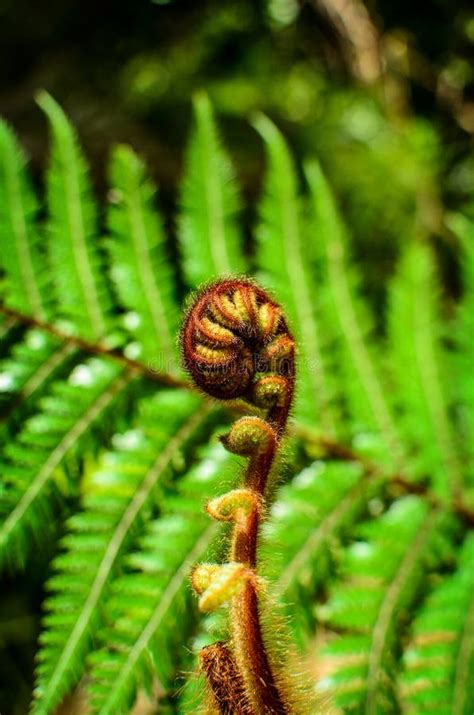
[181,278,295,714]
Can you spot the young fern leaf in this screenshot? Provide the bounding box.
[400,532,474,714]
[107,145,179,369]
[261,460,369,648]
[88,442,234,715]
[253,115,337,432]
[37,92,112,340]
[0,121,50,319]
[178,92,246,287]
[388,242,462,500]
[318,497,456,713]
[305,160,405,468]
[33,390,208,715]
[180,277,318,714]
[0,358,131,571]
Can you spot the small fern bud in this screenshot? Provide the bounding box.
[252,375,289,408]
[197,562,257,613]
[180,278,295,401]
[220,416,277,456]
[206,488,263,523]
[191,563,221,595]
[260,334,295,372]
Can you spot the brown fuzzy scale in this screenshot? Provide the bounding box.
[181,278,295,715]
[200,643,254,715]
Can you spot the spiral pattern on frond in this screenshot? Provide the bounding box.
[181,278,295,401]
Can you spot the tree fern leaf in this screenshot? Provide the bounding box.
[32,391,208,715]
[0,359,131,570]
[318,497,456,713]
[388,242,462,499]
[178,92,246,287]
[261,460,368,647]
[253,116,337,432]
[400,532,474,715]
[88,442,236,715]
[37,92,112,340]
[305,160,406,468]
[0,330,75,436]
[447,214,474,483]
[0,120,49,318]
[107,144,179,368]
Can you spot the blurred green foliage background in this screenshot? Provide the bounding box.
[1,0,474,295]
[0,1,473,712]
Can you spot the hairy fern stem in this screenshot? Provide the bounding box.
[182,278,295,714]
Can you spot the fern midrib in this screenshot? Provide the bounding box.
[19,343,75,403]
[97,522,218,715]
[325,234,404,466]
[200,112,233,276]
[413,287,462,499]
[273,148,335,436]
[452,586,474,715]
[54,121,105,340]
[39,404,212,711]
[3,139,45,319]
[365,509,435,715]
[126,177,175,363]
[275,475,369,595]
[0,370,129,548]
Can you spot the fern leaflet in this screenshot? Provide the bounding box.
[400,532,474,714]
[447,214,474,483]
[37,92,112,340]
[32,391,208,715]
[107,144,179,368]
[0,330,75,438]
[318,497,456,713]
[88,442,236,714]
[0,120,50,319]
[305,160,405,469]
[0,358,131,570]
[388,242,462,500]
[254,116,337,432]
[178,92,246,287]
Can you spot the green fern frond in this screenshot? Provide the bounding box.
[87,442,236,715]
[0,120,50,318]
[0,330,75,438]
[400,532,474,714]
[37,92,112,340]
[388,242,462,499]
[261,460,368,647]
[318,497,456,713]
[447,214,474,483]
[253,115,337,432]
[304,160,407,469]
[32,390,207,715]
[0,358,131,570]
[178,91,246,287]
[107,144,179,368]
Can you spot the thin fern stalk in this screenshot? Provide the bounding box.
[182,277,308,714]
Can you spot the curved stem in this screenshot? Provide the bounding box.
[181,279,296,714]
[228,371,294,714]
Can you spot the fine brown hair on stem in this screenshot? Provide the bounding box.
[181,277,296,714]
